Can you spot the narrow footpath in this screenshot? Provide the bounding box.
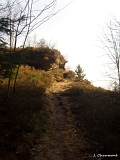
[36,81,97,160]
[45,81,87,160]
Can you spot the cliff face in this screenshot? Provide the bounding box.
[26,47,67,70]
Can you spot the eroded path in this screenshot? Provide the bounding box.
[46,93,67,160]
[45,81,86,160]
[35,81,119,160]
[44,81,119,160]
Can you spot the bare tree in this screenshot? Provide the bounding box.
[101,18,120,92]
[6,0,21,48]
[0,0,73,107]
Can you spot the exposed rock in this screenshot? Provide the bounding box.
[26,47,67,70]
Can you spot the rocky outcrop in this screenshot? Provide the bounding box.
[26,47,67,70]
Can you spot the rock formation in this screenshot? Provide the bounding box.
[26,47,67,70]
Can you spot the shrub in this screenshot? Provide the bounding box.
[65,81,120,155]
[0,65,52,160]
[63,70,75,79]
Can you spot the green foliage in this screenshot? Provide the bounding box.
[75,64,85,80]
[0,48,26,79]
[0,17,11,46]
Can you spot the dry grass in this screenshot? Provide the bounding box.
[0,65,53,160]
[64,81,120,156]
[1,65,120,159]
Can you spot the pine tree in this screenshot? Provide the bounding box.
[0,17,10,46]
[75,64,85,81]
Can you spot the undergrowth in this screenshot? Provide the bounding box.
[1,65,120,159]
[64,81,120,157]
[0,65,55,160]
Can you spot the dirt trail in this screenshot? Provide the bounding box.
[44,81,115,160]
[46,93,67,160]
[47,81,73,160]
[45,81,86,160]
[34,81,116,160]
[35,81,99,160]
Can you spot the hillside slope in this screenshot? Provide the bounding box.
[0,70,120,159]
[37,81,120,160]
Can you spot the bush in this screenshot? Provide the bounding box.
[0,65,52,160]
[17,65,54,89]
[63,70,75,79]
[65,81,120,155]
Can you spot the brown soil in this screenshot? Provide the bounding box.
[47,81,85,160]
[36,81,97,160]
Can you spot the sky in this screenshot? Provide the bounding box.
[18,0,120,89]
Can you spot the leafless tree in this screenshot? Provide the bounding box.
[0,0,73,107]
[6,0,21,48]
[100,18,120,92]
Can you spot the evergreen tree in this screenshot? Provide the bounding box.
[0,17,10,46]
[75,64,85,80]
